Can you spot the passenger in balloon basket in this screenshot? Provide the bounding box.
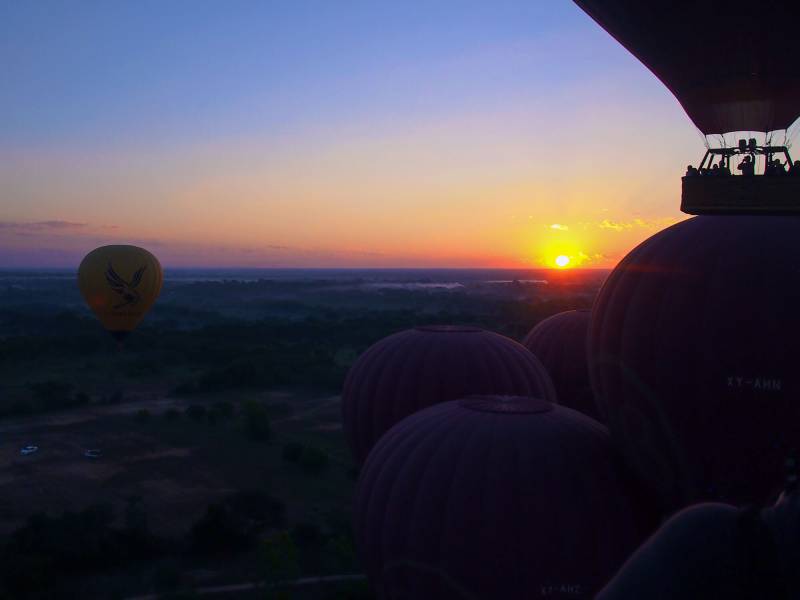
[768,159,787,176]
[737,155,755,176]
[597,460,800,600]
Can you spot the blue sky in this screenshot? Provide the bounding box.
[2,2,614,143]
[1,1,704,268]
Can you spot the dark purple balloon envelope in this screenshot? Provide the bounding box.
[355,395,656,600]
[590,215,800,510]
[523,310,598,421]
[342,326,556,464]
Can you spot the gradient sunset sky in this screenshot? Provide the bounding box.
[2,1,707,269]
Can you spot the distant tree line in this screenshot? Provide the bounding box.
[0,380,127,418]
[0,291,592,417]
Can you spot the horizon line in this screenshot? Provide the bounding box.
[0,265,613,271]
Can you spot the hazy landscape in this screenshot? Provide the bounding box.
[0,268,604,599]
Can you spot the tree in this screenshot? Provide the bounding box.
[189,503,254,556]
[185,405,207,422]
[242,400,271,442]
[260,531,299,585]
[124,495,148,536]
[298,446,329,474]
[227,490,286,528]
[282,443,303,463]
[208,400,235,423]
[282,443,330,474]
[291,522,321,547]
[27,380,81,411]
[326,534,359,571]
[152,559,183,594]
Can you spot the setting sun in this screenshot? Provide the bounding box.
[555,255,571,268]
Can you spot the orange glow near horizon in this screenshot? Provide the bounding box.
[0,2,701,270]
[0,149,687,268]
[0,60,692,270]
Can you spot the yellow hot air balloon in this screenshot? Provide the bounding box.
[78,245,163,341]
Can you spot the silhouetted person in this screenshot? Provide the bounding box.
[598,492,800,600]
[738,155,755,176]
[685,165,698,177]
[773,159,787,175]
[711,164,720,175]
[792,160,800,176]
[719,160,731,176]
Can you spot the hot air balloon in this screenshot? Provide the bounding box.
[78,245,163,341]
[573,0,800,511]
[523,309,598,420]
[355,396,656,600]
[342,326,556,464]
[589,216,800,510]
[575,0,800,215]
[598,503,748,600]
[599,489,800,600]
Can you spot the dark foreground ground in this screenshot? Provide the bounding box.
[0,268,605,598]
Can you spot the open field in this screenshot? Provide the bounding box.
[0,390,353,536]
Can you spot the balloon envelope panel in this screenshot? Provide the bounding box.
[589,216,800,510]
[78,245,163,338]
[574,1,800,134]
[355,396,655,600]
[523,310,598,420]
[342,326,556,464]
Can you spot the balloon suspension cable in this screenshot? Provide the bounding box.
[786,121,800,148]
[699,130,711,150]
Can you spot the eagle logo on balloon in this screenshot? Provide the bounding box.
[105,263,147,309]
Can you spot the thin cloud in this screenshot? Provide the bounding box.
[36,220,87,229]
[550,223,569,231]
[598,219,631,232]
[570,251,608,267]
[598,217,679,232]
[0,220,88,231]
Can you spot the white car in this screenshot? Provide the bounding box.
[20,445,38,456]
[84,449,102,459]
